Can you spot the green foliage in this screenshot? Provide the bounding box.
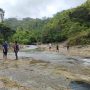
[68,29,90,45]
[4,0,90,45]
[12,29,41,44]
[0,23,14,43]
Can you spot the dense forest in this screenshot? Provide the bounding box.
[0,0,90,45]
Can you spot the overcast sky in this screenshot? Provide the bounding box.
[0,0,86,19]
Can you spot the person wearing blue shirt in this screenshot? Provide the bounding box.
[2,41,8,60]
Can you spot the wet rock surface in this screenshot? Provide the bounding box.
[0,49,89,90]
[70,81,90,90]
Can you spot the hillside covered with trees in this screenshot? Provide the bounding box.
[1,0,90,45]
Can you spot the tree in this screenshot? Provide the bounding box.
[0,23,14,42]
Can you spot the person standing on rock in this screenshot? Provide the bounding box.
[56,44,59,52]
[49,43,52,51]
[2,41,8,60]
[13,41,19,60]
[67,44,70,51]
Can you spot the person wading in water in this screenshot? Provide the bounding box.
[13,41,19,60]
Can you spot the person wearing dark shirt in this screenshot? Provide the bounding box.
[56,44,59,52]
[67,44,69,51]
[2,41,8,60]
[13,41,19,60]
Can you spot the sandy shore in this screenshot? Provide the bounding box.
[39,44,90,57]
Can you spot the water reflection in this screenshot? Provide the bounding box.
[70,81,90,90]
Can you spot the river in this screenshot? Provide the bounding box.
[18,45,90,90]
[0,45,90,90]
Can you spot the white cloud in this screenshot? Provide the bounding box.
[0,0,86,19]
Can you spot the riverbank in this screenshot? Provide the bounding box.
[39,44,90,57]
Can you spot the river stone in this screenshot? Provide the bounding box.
[9,88,18,90]
[46,87,55,90]
[0,81,5,88]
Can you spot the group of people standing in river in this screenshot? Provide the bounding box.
[49,43,69,52]
[2,41,19,60]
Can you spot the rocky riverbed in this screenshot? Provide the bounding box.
[0,46,90,90]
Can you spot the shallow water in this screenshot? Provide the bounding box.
[22,45,38,50]
[70,81,90,90]
[0,45,90,90]
[82,58,90,66]
[19,51,68,61]
[20,45,90,65]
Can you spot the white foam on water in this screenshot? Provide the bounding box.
[82,58,90,66]
[23,45,38,50]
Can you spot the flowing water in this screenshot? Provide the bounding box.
[18,45,90,66]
